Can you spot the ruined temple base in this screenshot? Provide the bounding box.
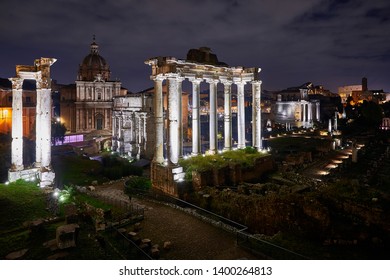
[150,162,191,198]
[8,168,55,187]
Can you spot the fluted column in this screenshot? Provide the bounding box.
[236,81,246,149]
[153,76,164,164]
[9,78,24,171]
[167,75,181,165]
[191,79,202,155]
[208,79,218,154]
[223,81,232,151]
[308,103,313,122]
[334,111,338,131]
[252,80,262,150]
[303,102,307,123]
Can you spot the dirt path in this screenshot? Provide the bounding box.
[94,179,258,260]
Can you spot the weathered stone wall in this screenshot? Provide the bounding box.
[192,155,274,189]
[151,162,191,198]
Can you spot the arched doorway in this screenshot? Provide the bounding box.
[95,113,104,130]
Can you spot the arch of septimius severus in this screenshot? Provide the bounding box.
[8,57,56,187]
[145,48,262,196]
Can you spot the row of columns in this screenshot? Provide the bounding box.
[300,101,321,123]
[9,78,52,171]
[153,74,262,166]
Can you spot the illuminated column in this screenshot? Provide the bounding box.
[9,78,24,171]
[252,80,262,150]
[334,111,338,131]
[316,102,320,122]
[328,119,332,133]
[191,79,202,155]
[112,115,117,152]
[167,75,181,165]
[208,79,218,154]
[177,78,183,158]
[223,81,232,151]
[40,86,52,169]
[303,102,307,123]
[236,81,246,149]
[308,103,313,123]
[153,76,164,164]
[35,87,42,167]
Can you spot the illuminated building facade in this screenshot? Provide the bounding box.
[60,38,125,135]
[272,82,321,129]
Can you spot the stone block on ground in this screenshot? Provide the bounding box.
[5,249,28,260]
[163,241,172,250]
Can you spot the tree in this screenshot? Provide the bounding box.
[51,121,67,145]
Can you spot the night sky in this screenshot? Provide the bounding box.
[1,0,389,93]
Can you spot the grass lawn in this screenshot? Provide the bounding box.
[0,180,48,233]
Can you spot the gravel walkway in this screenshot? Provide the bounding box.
[94,179,258,260]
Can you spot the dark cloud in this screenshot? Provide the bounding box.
[0,0,389,92]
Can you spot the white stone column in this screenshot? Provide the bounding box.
[9,78,24,171]
[223,81,232,151]
[167,75,181,165]
[316,102,320,122]
[177,78,183,158]
[303,102,307,123]
[236,81,246,149]
[208,79,218,154]
[252,81,262,150]
[308,103,313,122]
[334,111,338,131]
[153,76,164,164]
[35,88,42,167]
[191,79,202,155]
[40,88,52,168]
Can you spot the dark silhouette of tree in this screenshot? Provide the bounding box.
[51,121,67,145]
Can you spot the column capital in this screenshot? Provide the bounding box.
[234,80,247,86]
[251,80,262,85]
[221,80,233,86]
[188,78,203,84]
[9,78,23,90]
[166,73,184,82]
[153,74,165,82]
[204,78,219,85]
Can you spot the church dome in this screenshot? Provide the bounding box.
[78,38,111,81]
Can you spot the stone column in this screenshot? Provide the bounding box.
[223,81,232,151]
[208,79,218,154]
[153,76,164,164]
[177,78,183,158]
[112,115,117,152]
[334,111,338,131]
[35,87,42,167]
[40,87,52,168]
[303,102,307,123]
[236,81,246,149]
[191,79,202,155]
[252,81,262,150]
[9,78,24,171]
[316,102,320,122]
[167,75,181,165]
[308,103,313,123]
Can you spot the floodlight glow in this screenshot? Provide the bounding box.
[5,181,9,185]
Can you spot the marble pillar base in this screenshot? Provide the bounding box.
[8,167,55,187]
[8,168,39,182]
[40,171,55,188]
